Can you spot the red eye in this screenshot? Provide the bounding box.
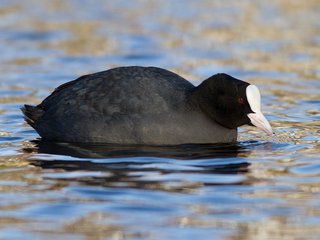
[238,97,244,104]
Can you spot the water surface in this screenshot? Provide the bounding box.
[0,1,320,239]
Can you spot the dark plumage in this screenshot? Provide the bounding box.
[22,66,272,144]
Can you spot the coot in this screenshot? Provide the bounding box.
[22,66,273,144]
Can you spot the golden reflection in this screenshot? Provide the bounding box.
[34,21,120,56]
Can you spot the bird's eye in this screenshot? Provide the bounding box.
[238,97,244,104]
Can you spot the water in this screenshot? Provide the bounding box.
[0,0,320,239]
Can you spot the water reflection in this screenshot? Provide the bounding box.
[28,140,250,159]
[25,141,256,190]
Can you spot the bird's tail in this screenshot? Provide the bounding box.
[21,105,44,128]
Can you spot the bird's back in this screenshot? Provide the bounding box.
[42,66,193,114]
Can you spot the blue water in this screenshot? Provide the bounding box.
[0,1,320,239]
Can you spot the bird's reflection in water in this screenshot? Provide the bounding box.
[24,140,271,190]
[29,140,252,159]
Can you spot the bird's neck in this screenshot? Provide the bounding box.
[188,81,218,120]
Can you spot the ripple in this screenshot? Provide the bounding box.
[290,164,320,176]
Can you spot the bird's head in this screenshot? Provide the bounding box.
[194,73,273,135]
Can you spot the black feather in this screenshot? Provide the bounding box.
[21,104,44,128]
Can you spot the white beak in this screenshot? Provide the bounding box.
[246,85,273,135]
[247,111,273,135]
